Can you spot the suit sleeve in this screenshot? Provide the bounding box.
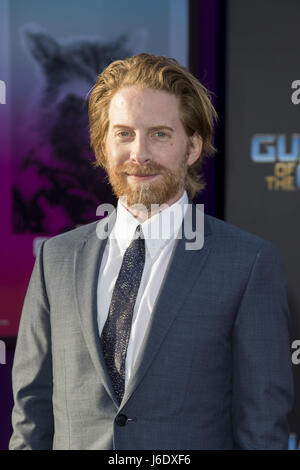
[232,241,294,450]
[9,241,54,450]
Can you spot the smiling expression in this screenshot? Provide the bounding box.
[103,86,202,215]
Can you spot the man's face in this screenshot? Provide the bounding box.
[103,86,201,213]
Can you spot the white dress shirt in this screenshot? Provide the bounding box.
[97,190,188,389]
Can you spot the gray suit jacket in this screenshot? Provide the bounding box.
[9,203,294,449]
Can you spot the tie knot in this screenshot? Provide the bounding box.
[134,224,144,240]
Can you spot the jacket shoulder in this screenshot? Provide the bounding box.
[42,219,104,256]
[204,213,277,254]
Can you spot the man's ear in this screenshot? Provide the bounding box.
[186,133,203,166]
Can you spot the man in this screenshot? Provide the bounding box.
[10,54,293,450]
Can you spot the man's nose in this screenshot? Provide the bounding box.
[129,134,150,164]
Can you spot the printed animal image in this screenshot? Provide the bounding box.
[13,26,147,234]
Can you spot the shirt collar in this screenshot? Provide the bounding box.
[110,190,189,260]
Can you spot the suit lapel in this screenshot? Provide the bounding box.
[120,201,213,407]
[74,209,120,406]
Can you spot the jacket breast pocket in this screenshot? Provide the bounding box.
[174,312,233,353]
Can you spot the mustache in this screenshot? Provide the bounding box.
[114,163,167,176]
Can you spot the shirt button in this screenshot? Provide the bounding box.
[115,414,128,426]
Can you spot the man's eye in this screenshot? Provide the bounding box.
[154,131,167,138]
[118,131,131,137]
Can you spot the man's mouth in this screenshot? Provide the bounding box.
[125,173,159,181]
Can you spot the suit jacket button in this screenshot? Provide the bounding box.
[115,414,128,426]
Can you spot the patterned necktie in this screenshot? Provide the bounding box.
[101,224,145,404]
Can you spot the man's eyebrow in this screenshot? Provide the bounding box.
[112,125,132,129]
[148,126,174,132]
[111,125,174,131]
